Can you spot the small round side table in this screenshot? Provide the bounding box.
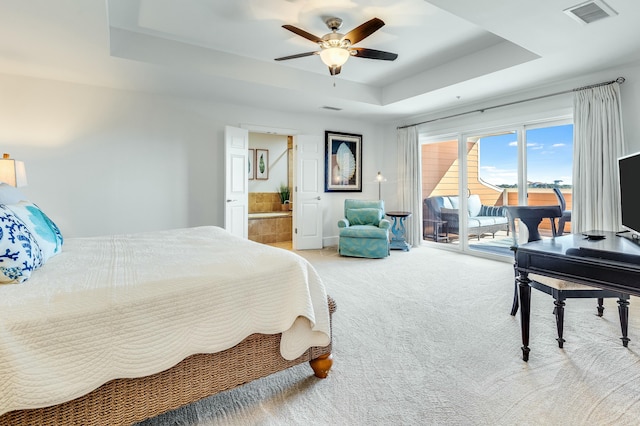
[386,211,412,251]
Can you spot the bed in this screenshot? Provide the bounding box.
[0,220,335,425]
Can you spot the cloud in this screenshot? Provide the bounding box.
[508,141,545,149]
[480,165,517,185]
[552,143,565,147]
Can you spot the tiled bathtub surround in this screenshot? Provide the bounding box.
[249,192,283,213]
[248,192,292,243]
[248,214,292,244]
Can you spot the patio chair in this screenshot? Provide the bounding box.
[553,187,572,235]
[506,205,630,348]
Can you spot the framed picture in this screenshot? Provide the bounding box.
[256,149,269,180]
[248,149,255,180]
[325,131,362,192]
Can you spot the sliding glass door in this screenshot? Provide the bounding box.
[524,122,574,236]
[465,131,519,256]
[421,137,461,244]
[421,120,573,258]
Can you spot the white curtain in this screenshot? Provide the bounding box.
[397,126,422,247]
[572,82,625,233]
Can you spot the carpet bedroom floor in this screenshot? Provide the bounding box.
[140,244,640,426]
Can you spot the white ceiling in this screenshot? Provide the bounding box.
[1,0,640,122]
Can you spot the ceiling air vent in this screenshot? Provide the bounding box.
[564,0,617,24]
[321,106,342,111]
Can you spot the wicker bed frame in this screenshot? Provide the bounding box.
[0,297,336,426]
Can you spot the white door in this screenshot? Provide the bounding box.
[294,134,323,249]
[224,125,249,238]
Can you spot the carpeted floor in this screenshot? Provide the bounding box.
[140,245,640,425]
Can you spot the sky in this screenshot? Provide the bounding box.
[478,124,574,186]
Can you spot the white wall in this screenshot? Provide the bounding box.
[0,73,386,241]
[248,133,288,194]
[3,59,639,242]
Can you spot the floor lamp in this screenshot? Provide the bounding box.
[376,171,386,200]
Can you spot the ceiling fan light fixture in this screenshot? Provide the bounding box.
[276,17,396,76]
[319,47,350,68]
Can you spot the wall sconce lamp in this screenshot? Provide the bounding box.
[376,171,386,200]
[0,153,28,187]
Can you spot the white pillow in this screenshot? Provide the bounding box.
[5,201,63,262]
[0,205,44,283]
[0,183,28,205]
[468,195,482,217]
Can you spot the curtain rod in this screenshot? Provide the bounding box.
[397,76,626,130]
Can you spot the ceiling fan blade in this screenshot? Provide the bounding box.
[282,25,323,44]
[274,51,318,61]
[351,48,398,61]
[342,18,385,45]
[329,66,342,76]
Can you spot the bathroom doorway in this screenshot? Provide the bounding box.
[247,132,293,249]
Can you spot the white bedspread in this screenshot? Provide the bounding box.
[0,226,330,415]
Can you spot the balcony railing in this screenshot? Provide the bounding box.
[503,188,571,234]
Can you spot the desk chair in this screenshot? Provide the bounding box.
[553,187,572,235]
[506,205,630,348]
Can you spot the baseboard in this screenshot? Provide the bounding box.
[323,236,339,247]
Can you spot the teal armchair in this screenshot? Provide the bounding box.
[338,199,391,258]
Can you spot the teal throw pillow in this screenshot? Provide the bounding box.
[0,204,44,284]
[5,201,63,262]
[346,208,382,226]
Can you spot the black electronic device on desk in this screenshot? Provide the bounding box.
[616,229,640,245]
[619,151,640,242]
[583,232,607,240]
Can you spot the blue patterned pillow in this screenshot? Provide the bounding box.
[346,208,383,226]
[479,205,506,217]
[5,201,63,262]
[0,205,44,284]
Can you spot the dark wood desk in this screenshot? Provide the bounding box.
[515,231,640,361]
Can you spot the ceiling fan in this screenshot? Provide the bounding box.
[275,17,398,76]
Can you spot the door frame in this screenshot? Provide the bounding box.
[224,125,250,238]
[292,134,323,250]
[240,124,311,249]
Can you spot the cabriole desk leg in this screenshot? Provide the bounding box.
[618,297,630,347]
[517,271,531,361]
